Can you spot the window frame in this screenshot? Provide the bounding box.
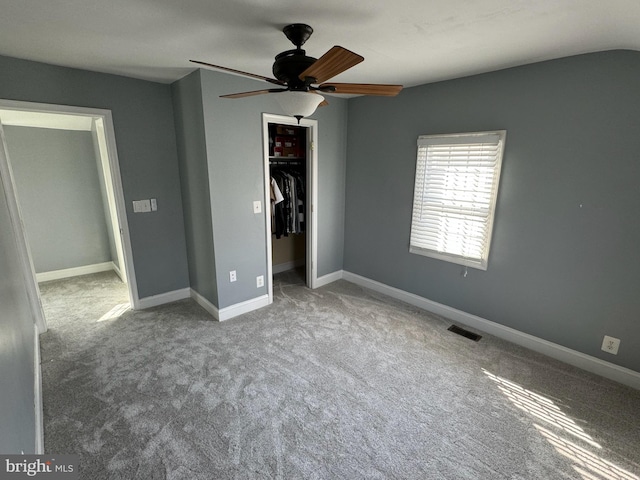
[409,130,506,270]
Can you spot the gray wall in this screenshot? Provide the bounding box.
[172,71,218,306]
[316,97,348,277]
[5,126,112,273]
[197,69,348,308]
[0,54,189,298]
[0,130,36,453]
[344,50,640,373]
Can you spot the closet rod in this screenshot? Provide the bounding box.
[270,160,303,166]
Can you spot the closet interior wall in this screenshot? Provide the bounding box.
[268,123,307,278]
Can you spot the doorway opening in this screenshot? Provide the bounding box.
[0,100,139,333]
[262,114,318,303]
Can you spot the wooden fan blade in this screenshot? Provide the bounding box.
[190,60,286,86]
[320,83,403,96]
[298,46,364,84]
[220,88,287,99]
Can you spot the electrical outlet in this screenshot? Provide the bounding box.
[601,335,620,355]
[256,275,264,288]
[229,270,237,282]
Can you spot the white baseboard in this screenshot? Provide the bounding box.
[314,270,344,288]
[34,325,44,454]
[190,288,220,320]
[137,287,191,310]
[111,261,124,282]
[36,261,114,283]
[190,290,270,322]
[136,285,268,322]
[273,259,304,275]
[219,295,270,321]
[342,271,640,390]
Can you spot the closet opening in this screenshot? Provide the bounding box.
[262,114,318,303]
[269,122,307,283]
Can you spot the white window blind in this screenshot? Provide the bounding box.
[409,131,506,270]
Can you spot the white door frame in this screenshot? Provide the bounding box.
[93,117,127,283]
[0,99,140,311]
[262,114,318,303]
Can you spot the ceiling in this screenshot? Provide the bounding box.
[1,0,639,89]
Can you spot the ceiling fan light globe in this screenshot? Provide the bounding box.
[275,91,324,120]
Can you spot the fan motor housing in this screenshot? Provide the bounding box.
[272,50,317,91]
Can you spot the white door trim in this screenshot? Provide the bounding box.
[262,114,319,304]
[94,117,127,283]
[0,121,48,333]
[0,99,140,310]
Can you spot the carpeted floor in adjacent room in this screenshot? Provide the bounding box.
[39,270,640,479]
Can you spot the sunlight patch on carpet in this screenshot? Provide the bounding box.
[484,369,638,480]
[98,303,130,322]
[483,369,600,448]
[535,425,638,480]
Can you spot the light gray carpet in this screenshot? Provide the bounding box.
[39,271,640,479]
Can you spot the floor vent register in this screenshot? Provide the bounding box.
[447,324,482,342]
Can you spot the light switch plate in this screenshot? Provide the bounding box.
[253,201,262,214]
[133,199,151,213]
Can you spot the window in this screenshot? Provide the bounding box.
[409,130,506,270]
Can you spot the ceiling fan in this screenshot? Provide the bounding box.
[190,24,403,122]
